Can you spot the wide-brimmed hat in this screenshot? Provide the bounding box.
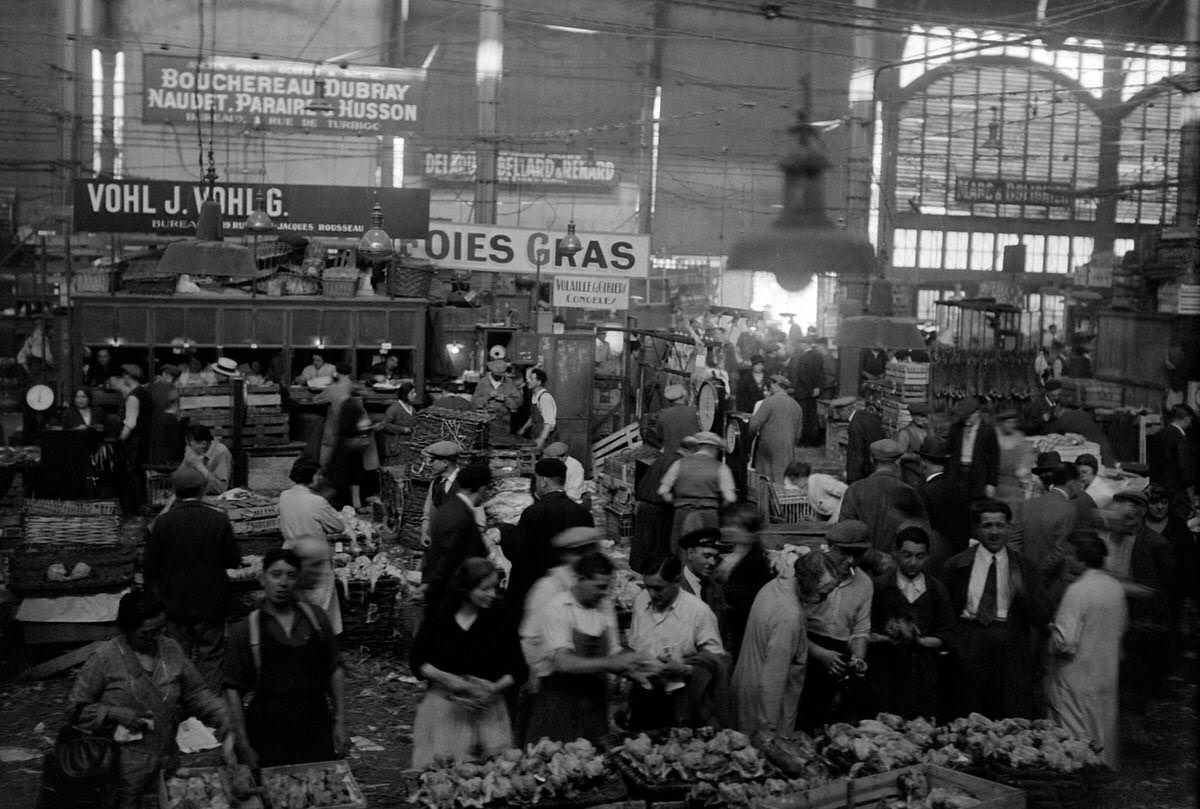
[423,440,461,459]
[1032,451,1063,474]
[664,384,686,402]
[907,402,930,417]
[1112,488,1149,508]
[916,436,951,462]
[691,431,726,451]
[486,358,509,374]
[826,520,871,550]
[212,357,238,377]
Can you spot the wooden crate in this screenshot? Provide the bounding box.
[767,481,816,523]
[260,760,366,809]
[604,505,635,543]
[795,764,1024,809]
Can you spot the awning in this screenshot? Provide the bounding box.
[155,240,258,278]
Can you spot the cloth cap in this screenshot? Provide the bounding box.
[552,526,602,549]
[1146,483,1168,502]
[678,435,699,454]
[424,440,461,459]
[826,519,871,549]
[486,358,509,373]
[952,396,981,420]
[119,363,143,380]
[769,374,791,388]
[691,431,726,451]
[750,355,765,366]
[1122,462,1149,477]
[869,438,903,461]
[830,396,856,408]
[906,402,930,416]
[542,442,570,458]
[170,466,207,493]
[1033,451,1063,473]
[159,364,180,377]
[916,436,951,462]
[664,384,686,402]
[1044,379,1063,391]
[678,527,723,550]
[535,458,567,478]
[1112,488,1148,507]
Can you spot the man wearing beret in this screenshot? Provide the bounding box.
[143,466,241,689]
[1104,488,1174,745]
[839,439,922,554]
[506,458,594,619]
[677,527,723,609]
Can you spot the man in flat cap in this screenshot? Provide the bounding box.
[677,527,723,609]
[947,396,999,500]
[505,457,593,620]
[797,520,874,731]
[143,465,240,689]
[1103,487,1174,745]
[840,439,922,554]
[1021,378,1062,436]
[748,374,803,484]
[421,463,494,616]
[659,432,737,552]
[652,384,701,457]
[542,441,585,504]
[896,403,930,487]
[420,441,462,548]
[845,398,886,484]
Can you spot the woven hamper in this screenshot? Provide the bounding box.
[388,260,435,297]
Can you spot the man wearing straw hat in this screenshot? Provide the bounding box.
[658,432,737,552]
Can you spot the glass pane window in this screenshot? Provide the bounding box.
[1023,235,1046,273]
[970,232,996,271]
[1045,235,1071,274]
[945,231,970,269]
[893,228,918,268]
[917,288,944,321]
[918,230,944,269]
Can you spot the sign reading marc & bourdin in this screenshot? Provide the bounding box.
[73,180,430,239]
[422,150,619,189]
[954,176,1074,207]
[142,54,423,135]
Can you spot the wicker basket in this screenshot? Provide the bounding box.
[72,267,117,293]
[23,514,123,545]
[11,543,137,595]
[388,261,436,297]
[322,267,360,298]
[767,482,817,523]
[24,497,120,517]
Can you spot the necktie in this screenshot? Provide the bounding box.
[977,557,998,626]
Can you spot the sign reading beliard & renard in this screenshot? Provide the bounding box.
[142,54,423,136]
[422,150,619,189]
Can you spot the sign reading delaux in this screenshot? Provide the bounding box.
[142,54,423,135]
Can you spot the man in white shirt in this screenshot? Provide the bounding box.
[542,441,585,503]
[519,527,604,679]
[942,500,1048,719]
[278,458,346,633]
[522,367,557,451]
[626,555,724,730]
[175,423,232,495]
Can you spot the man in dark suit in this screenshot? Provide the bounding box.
[1020,379,1061,436]
[420,440,462,547]
[1013,462,1082,572]
[845,399,885,484]
[915,436,971,570]
[504,458,594,617]
[1153,404,1196,520]
[653,385,702,456]
[421,463,494,616]
[840,439,920,553]
[734,355,768,413]
[941,500,1048,720]
[791,341,825,447]
[947,397,999,501]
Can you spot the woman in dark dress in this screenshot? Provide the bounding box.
[410,558,527,768]
[224,549,346,769]
[324,396,379,509]
[59,388,102,431]
[713,503,774,661]
[378,382,419,466]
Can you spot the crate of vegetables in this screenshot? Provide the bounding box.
[407,738,620,809]
[794,764,1024,809]
[260,760,366,809]
[159,766,236,809]
[613,728,775,801]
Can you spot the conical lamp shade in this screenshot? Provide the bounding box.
[196,197,223,241]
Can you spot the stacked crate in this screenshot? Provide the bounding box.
[882,361,931,404]
[177,384,234,440]
[243,384,289,447]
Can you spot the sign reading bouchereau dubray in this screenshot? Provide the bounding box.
[954,176,1073,207]
[421,150,619,189]
[73,180,430,238]
[142,54,423,135]
[552,275,630,310]
[413,223,650,279]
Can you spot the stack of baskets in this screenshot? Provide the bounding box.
[387,258,436,298]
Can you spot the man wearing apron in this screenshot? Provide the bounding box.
[523,368,558,452]
[657,432,738,554]
[524,551,646,743]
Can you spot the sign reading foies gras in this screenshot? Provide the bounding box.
[421,150,620,189]
[73,180,430,239]
[142,54,423,135]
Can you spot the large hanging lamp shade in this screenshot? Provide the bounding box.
[726,112,876,291]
